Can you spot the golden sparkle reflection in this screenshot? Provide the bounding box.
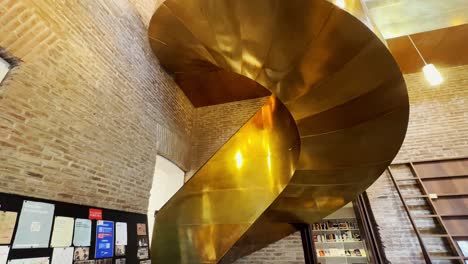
[335,0,346,9]
[267,147,272,170]
[235,150,243,168]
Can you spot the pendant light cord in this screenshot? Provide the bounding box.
[408,35,427,65]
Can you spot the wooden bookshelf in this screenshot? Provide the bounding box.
[389,158,468,264]
[312,204,370,264]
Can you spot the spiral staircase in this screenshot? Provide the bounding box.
[148,0,409,263]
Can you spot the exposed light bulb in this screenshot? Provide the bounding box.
[336,0,346,8]
[423,64,443,86]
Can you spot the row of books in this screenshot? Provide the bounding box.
[312,221,358,230]
[313,231,360,242]
[317,248,367,257]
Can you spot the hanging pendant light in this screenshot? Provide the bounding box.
[422,64,444,86]
[408,35,444,86]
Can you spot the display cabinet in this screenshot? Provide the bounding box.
[311,203,373,264]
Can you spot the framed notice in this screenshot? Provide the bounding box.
[74,247,90,261]
[95,221,114,259]
[51,247,73,264]
[0,212,17,244]
[12,201,55,249]
[115,245,125,257]
[50,216,74,247]
[136,223,146,236]
[0,246,9,264]
[115,222,127,246]
[8,257,49,264]
[73,219,92,246]
[137,247,148,260]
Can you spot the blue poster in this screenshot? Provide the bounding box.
[95,220,114,259]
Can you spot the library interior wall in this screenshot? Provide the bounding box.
[0,0,194,214]
[0,0,467,262]
[366,64,468,264]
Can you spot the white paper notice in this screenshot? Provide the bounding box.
[457,240,468,257]
[50,217,74,247]
[12,201,55,249]
[8,257,49,264]
[0,246,9,264]
[73,218,92,246]
[115,222,128,246]
[51,247,73,264]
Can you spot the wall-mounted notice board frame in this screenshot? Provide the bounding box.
[0,192,150,264]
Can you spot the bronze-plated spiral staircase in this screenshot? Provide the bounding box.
[148,0,409,263]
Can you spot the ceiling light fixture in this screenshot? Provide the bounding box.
[408,35,443,86]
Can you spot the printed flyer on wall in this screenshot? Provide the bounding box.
[73,219,92,246]
[12,201,55,249]
[0,212,17,244]
[95,221,114,259]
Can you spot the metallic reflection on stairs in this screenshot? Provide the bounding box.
[148,0,409,263]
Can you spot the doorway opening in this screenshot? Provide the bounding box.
[147,155,185,243]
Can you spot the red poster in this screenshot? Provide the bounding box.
[89,208,102,220]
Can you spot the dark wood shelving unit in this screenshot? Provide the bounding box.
[389,158,468,264]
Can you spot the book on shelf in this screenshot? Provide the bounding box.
[316,248,367,258]
[351,249,366,257]
[316,248,345,257]
[312,220,358,231]
[313,232,361,243]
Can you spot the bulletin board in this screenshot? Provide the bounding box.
[0,192,151,264]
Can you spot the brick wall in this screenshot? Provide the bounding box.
[1,0,466,260]
[393,65,468,163]
[367,65,468,264]
[0,0,194,213]
[127,0,163,26]
[187,97,268,180]
[234,232,305,264]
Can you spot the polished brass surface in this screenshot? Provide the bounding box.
[148,0,409,263]
[175,69,271,107]
[152,97,301,263]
